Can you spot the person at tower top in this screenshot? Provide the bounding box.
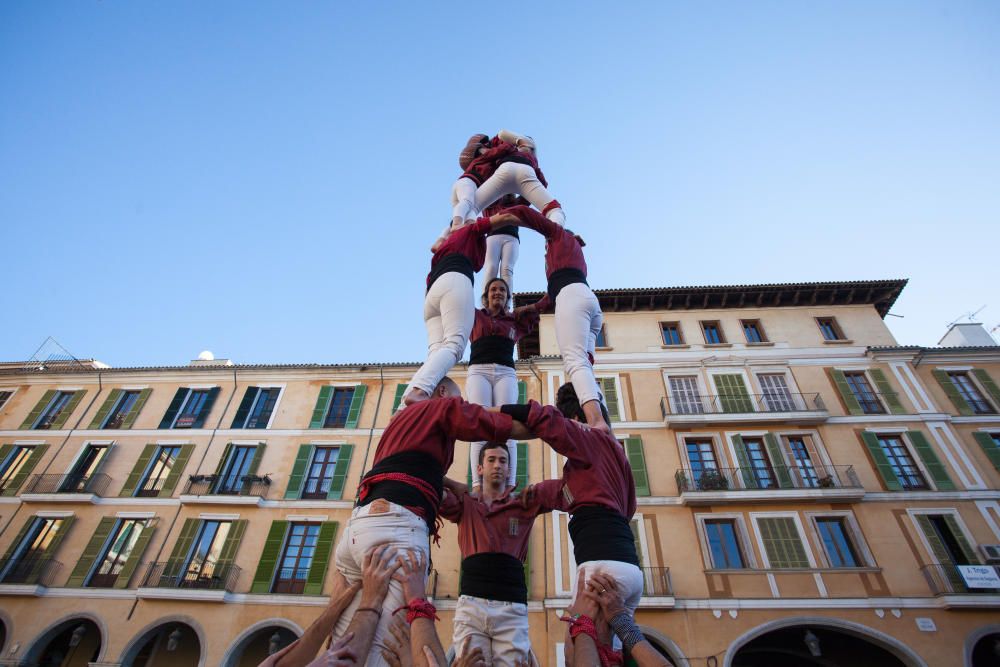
[487,206,608,431]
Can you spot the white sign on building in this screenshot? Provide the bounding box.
[957,565,1000,589]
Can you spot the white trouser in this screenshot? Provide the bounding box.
[474,162,566,226]
[451,176,478,225]
[453,594,530,667]
[482,234,519,295]
[332,501,431,667]
[408,272,475,396]
[572,560,644,650]
[466,363,519,487]
[554,282,603,407]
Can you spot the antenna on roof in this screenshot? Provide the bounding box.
[947,305,986,329]
[24,337,86,372]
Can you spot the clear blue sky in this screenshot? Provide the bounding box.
[2,1,998,366]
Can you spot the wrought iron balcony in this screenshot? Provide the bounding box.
[921,563,1000,596]
[24,473,111,496]
[0,556,62,586]
[674,465,864,505]
[640,567,673,597]
[141,561,241,592]
[660,392,827,425]
[183,474,271,499]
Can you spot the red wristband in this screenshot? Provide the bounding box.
[394,597,438,624]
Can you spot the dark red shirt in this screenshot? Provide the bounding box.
[439,479,565,561]
[520,401,636,519]
[470,307,539,346]
[376,397,513,473]
[427,217,491,288]
[502,205,588,278]
[461,140,518,186]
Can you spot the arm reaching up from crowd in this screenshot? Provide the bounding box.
[263,572,360,667]
[587,573,671,667]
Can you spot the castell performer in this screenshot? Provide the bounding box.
[502,382,641,661]
[467,276,542,493]
[488,205,608,431]
[405,217,491,406]
[439,442,564,666]
[329,377,514,667]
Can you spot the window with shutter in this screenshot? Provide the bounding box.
[713,374,753,413]
[101,390,144,429]
[669,376,703,414]
[875,434,929,490]
[598,378,622,422]
[757,517,809,568]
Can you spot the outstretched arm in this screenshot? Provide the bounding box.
[342,545,400,663]
[270,573,360,666]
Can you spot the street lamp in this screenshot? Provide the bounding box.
[167,628,183,652]
[68,625,86,648]
[803,629,822,657]
[269,632,283,655]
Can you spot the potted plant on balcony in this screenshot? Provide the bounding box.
[818,475,836,488]
[675,470,690,493]
[698,470,729,491]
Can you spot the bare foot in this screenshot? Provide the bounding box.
[404,388,430,406]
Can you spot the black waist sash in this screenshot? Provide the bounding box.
[487,225,520,239]
[460,553,527,603]
[497,154,533,167]
[469,335,516,368]
[547,267,588,301]
[427,253,474,292]
[357,451,443,530]
[568,506,640,566]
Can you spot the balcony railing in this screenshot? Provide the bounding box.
[24,473,111,496]
[661,392,826,418]
[0,557,63,586]
[921,563,1000,595]
[183,474,271,498]
[141,561,241,592]
[640,567,672,596]
[675,464,861,493]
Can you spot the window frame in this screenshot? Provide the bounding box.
[816,316,847,342]
[872,431,933,491]
[665,373,707,415]
[235,385,285,429]
[945,371,996,415]
[595,375,627,422]
[700,320,727,345]
[101,390,144,430]
[698,515,753,570]
[181,519,232,587]
[32,390,78,430]
[271,522,322,594]
[749,511,817,570]
[136,445,184,498]
[740,319,768,344]
[87,518,150,587]
[0,516,65,582]
[322,386,357,429]
[214,445,258,494]
[907,508,977,565]
[301,446,341,500]
[172,388,215,429]
[595,324,610,350]
[805,511,875,568]
[0,388,18,413]
[678,433,726,488]
[659,321,684,346]
[753,371,797,412]
[0,445,37,490]
[62,442,112,492]
[842,371,888,415]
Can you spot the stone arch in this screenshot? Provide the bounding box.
[637,625,688,666]
[0,609,12,656]
[723,615,928,667]
[117,615,206,667]
[965,624,1000,667]
[20,612,108,665]
[219,618,304,667]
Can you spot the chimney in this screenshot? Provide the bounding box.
[937,323,998,348]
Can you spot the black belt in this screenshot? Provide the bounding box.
[469,336,516,368]
[427,254,474,292]
[547,268,588,301]
[460,553,527,603]
[568,506,639,566]
[487,225,520,239]
[357,451,443,529]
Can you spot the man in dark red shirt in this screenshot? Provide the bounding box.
[439,442,564,666]
[330,377,514,667]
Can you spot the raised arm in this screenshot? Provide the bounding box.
[443,398,514,444]
[342,545,400,663]
[500,401,590,463]
[489,205,561,239]
[270,573,360,666]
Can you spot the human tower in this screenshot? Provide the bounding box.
[265,132,665,667]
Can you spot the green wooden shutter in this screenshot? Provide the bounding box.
[972,433,1000,472]
[191,387,220,429]
[391,383,408,413]
[907,430,955,490]
[2,444,49,496]
[943,515,980,563]
[467,455,473,488]
[231,387,259,429]
[932,370,973,415]
[213,443,235,477]
[247,444,266,476]
[19,390,56,429]
[159,388,188,429]
[827,369,864,415]
[119,444,157,497]
[758,517,809,568]
[304,522,339,595]
[0,445,12,473]
[972,369,1000,410]
[599,378,622,422]
[285,445,315,499]
[164,518,200,583]
[624,437,650,497]
[713,375,753,413]
[327,444,354,500]
[518,380,527,404]
[215,519,247,580]
[1,518,38,561]
[251,520,288,593]
[159,444,193,497]
[344,385,368,429]
[764,434,792,489]
[309,387,334,429]
[89,390,123,429]
[730,435,756,489]
[50,390,86,430]
[514,442,528,491]
[869,369,906,415]
[26,516,75,583]
[116,520,157,589]
[860,432,902,491]
[120,389,152,430]
[66,517,117,587]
